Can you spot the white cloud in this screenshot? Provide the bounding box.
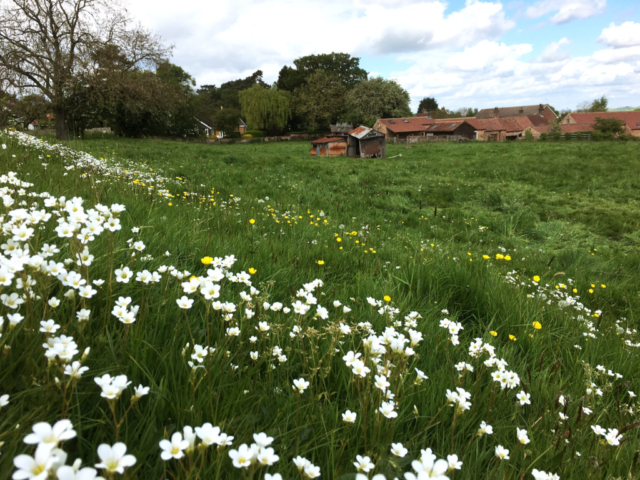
[598,22,640,48]
[124,0,640,111]
[534,38,571,62]
[525,0,606,24]
[127,0,514,85]
[393,39,640,111]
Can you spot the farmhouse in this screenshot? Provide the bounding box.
[561,112,640,137]
[465,117,536,141]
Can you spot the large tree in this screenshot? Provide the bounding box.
[345,77,411,126]
[277,53,367,92]
[417,97,438,114]
[0,0,169,139]
[239,84,291,133]
[293,70,346,131]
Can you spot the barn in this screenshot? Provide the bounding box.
[310,136,348,157]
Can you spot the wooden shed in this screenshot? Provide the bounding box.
[347,126,386,158]
[310,136,348,157]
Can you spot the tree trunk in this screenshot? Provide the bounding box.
[54,107,70,140]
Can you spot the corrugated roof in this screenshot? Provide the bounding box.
[568,112,640,130]
[310,136,347,144]
[349,126,372,139]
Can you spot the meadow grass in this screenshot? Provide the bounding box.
[0,131,639,480]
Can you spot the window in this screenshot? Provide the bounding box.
[430,125,438,130]
[403,119,409,123]
[389,120,395,124]
[449,123,457,129]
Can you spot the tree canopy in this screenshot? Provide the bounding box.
[239,85,291,133]
[278,53,368,92]
[293,70,346,131]
[0,0,169,139]
[345,77,411,126]
[417,97,439,114]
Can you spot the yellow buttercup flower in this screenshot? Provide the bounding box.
[483,255,490,260]
[504,255,511,261]
[383,295,391,302]
[496,254,504,260]
[532,321,542,330]
[509,335,517,341]
[201,256,213,265]
[533,275,540,282]
[490,330,498,337]
[249,219,255,224]
[248,268,257,275]
[317,260,325,265]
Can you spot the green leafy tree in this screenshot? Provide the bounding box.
[219,70,268,110]
[345,77,411,126]
[589,96,608,112]
[294,70,346,131]
[594,117,625,135]
[239,85,291,133]
[278,53,367,92]
[417,97,438,114]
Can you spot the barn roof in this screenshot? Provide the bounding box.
[568,112,640,130]
[310,136,347,144]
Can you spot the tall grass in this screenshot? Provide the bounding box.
[0,131,638,480]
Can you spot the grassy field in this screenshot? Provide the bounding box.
[0,131,639,480]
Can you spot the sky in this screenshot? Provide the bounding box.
[127,0,640,112]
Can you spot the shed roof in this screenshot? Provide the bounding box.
[349,126,372,138]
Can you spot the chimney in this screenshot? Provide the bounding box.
[519,107,524,116]
[493,107,499,118]
[539,104,544,114]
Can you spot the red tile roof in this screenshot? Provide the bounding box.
[568,112,640,130]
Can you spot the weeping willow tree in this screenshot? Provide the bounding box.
[239,84,291,132]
